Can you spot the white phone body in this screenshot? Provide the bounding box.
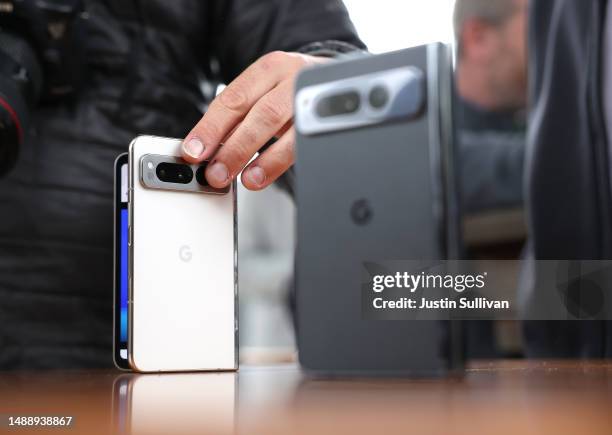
[128,135,237,372]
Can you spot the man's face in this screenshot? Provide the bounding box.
[491,0,528,109]
[459,0,528,110]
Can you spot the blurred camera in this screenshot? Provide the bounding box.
[156,162,194,184]
[368,85,389,109]
[0,31,42,176]
[0,0,86,176]
[315,90,361,118]
[295,66,424,135]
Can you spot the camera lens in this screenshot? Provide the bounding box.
[195,164,209,186]
[368,85,389,109]
[156,162,193,184]
[315,90,360,118]
[0,32,43,176]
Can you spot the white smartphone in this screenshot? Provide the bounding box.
[128,135,237,372]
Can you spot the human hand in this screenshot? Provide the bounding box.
[181,51,327,190]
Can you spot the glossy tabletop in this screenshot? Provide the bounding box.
[1,360,612,435]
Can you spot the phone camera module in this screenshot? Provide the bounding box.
[368,85,389,109]
[156,162,193,184]
[315,90,360,118]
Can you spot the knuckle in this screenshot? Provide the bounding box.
[239,125,259,148]
[195,118,221,143]
[290,52,309,67]
[217,85,250,112]
[259,50,286,70]
[257,98,286,127]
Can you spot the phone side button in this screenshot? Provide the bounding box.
[128,225,132,246]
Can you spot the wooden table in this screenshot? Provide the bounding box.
[1,360,611,435]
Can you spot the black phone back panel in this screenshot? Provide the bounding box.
[294,44,463,376]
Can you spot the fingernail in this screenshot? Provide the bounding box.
[246,166,266,187]
[183,138,205,158]
[208,161,229,185]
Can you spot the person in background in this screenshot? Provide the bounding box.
[452,0,528,358]
[454,0,528,214]
[0,0,363,369]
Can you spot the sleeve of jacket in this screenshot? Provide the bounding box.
[208,0,366,83]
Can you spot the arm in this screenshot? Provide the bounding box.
[209,0,365,83]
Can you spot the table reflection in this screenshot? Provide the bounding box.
[111,372,236,435]
[1,362,612,435]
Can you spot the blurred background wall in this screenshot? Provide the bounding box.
[343,0,455,53]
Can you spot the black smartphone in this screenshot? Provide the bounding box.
[113,153,130,369]
[294,44,463,376]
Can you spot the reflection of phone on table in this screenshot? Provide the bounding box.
[111,372,236,434]
[113,153,130,370]
[128,135,237,373]
[111,374,132,433]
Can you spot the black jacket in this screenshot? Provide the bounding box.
[523,0,612,357]
[0,0,363,369]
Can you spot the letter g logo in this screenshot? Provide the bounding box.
[179,245,192,262]
[350,198,373,226]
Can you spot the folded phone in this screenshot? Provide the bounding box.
[128,136,237,372]
[294,44,464,376]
